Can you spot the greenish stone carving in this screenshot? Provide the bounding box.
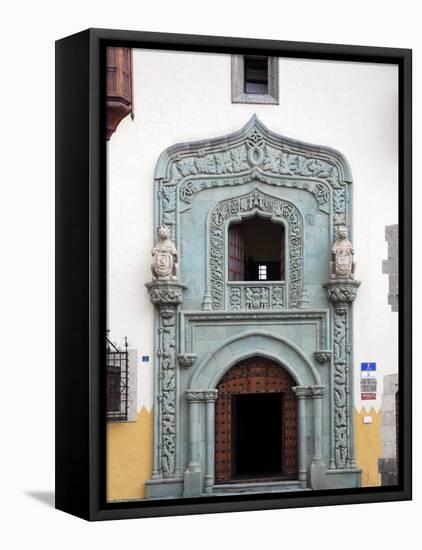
[314,350,332,364]
[154,115,352,238]
[324,279,360,468]
[145,116,360,498]
[145,280,187,479]
[208,187,303,310]
[323,280,361,314]
[177,353,197,369]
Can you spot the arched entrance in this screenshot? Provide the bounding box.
[215,356,297,483]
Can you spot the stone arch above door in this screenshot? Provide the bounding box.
[190,330,321,390]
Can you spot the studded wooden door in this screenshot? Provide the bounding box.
[215,356,297,483]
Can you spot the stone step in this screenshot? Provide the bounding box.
[211,479,305,495]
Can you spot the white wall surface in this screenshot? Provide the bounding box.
[108,50,398,412]
[2,0,420,548]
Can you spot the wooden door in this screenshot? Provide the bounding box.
[215,356,297,483]
[228,223,244,281]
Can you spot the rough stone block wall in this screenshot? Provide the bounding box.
[378,373,399,485]
[382,224,398,312]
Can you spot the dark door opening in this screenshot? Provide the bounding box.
[233,393,283,478]
[215,356,297,483]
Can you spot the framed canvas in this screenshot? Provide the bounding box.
[55,28,412,521]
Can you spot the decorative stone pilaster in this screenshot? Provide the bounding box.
[293,385,326,489]
[292,386,308,488]
[146,280,187,479]
[324,279,360,469]
[184,389,218,497]
[310,385,326,489]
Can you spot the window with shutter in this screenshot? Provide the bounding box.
[106,47,133,140]
[228,224,245,281]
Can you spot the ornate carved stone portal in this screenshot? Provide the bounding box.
[145,116,361,498]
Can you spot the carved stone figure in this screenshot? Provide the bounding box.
[331,226,354,279]
[151,225,178,281]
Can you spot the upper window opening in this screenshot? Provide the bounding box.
[244,57,269,95]
[228,216,285,282]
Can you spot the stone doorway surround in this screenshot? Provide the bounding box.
[145,117,362,499]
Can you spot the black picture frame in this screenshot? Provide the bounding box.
[55,28,412,521]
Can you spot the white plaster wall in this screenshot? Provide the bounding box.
[107,49,398,412]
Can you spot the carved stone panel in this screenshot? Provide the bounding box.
[228,283,286,310]
[154,116,352,244]
[145,280,187,478]
[325,279,360,468]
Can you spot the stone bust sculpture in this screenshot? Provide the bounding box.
[331,225,354,279]
[151,225,178,281]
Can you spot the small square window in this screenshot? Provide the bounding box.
[232,55,279,105]
[258,265,267,280]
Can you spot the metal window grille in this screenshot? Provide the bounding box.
[106,334,129,421]
[244,56,269,95]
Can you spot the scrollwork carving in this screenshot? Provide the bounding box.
[324,280,360,314]
[145,281,187,478]
[209,188,303,310]
[159,305,177,477]
[156,117,351,224]
[146,281,187,306]
[323,279,360,469]
[245,287,269,310]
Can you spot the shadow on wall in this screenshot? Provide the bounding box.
[107,406,153,501]
[25,491,55,508]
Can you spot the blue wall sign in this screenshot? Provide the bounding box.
[361,362,376,371]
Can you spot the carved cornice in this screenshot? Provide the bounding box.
[183,309,328,322]
[183,309,329,350]
[293,385,326,399]
[186,389,218,403]
[154,116,353,244]
[314,350,332,364]
[145,280,188,306]
[323,280,361,313]
[177,353,197,369]
[155,115,352,209]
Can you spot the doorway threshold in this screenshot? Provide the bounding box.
[211,479,308,496]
